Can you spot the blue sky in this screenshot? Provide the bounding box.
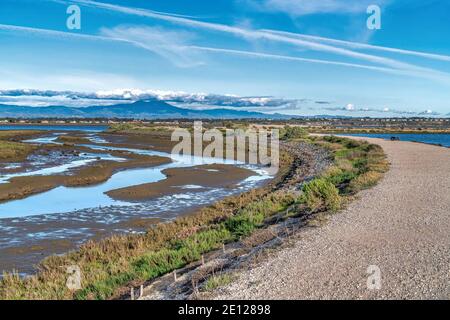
[0,0,449,116]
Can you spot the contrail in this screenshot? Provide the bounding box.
[263,30,450,62]
[2,22,449,84]
[68,0,448,78]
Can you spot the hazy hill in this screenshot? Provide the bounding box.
[0,100,289,119]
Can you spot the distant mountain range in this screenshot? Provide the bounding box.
[0,100,291,119]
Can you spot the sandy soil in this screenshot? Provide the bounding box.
[215,138,450,300]
[100,132,179,153]
[106,164,254,201]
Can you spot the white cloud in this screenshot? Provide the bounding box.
[99,26,204,67]
[1,88,445,117]
[0,88,295,108]
[249,0,380,16]
[0,94,129,107]
[345,103,355,111]
[419,109,440,115]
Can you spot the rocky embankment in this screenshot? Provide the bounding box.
[137,141,332,300]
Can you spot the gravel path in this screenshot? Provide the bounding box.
[215,138,450,300]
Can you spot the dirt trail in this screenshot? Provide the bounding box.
[215,138,450,300]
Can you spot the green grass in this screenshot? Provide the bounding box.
[203,274,234,291]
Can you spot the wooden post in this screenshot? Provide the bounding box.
[173,270,177,282]
[222,243,226,253]
[140,285,144,298]
[201,255,205,266]
[130,287,134,300]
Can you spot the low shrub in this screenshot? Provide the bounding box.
[300,178,341,212]
[335,158,355,172]
[348,171,383,193]
[320,166,356,186]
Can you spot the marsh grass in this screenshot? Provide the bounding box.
[0,141,35,161]
[0,131,41,162]
[203,273,234,291]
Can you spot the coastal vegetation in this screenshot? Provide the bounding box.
[280,126,308,140]
[300,178,341,212]
[0,141,35,162]
[203,273,234,292]
[56,135,92,144]
[0,131,41,162]
[108,123,174,136]
[0,131,388,300]
[308,127,450,134]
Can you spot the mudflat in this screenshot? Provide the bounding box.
[215,138,450,299]
[106,164,254,201]
[0,150,170,203]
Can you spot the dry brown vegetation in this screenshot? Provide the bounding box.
[0,131,42,162]
[56,135,92,144]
